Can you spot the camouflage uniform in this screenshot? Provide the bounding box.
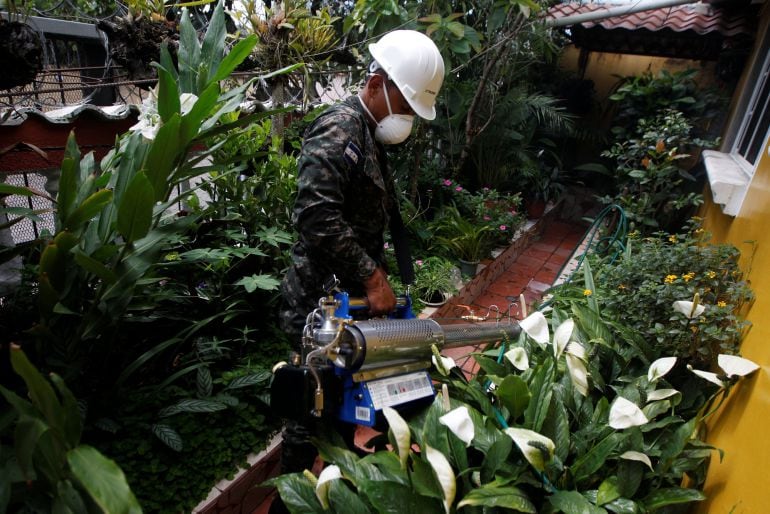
[273,97,395,486]
[279,95,396,340]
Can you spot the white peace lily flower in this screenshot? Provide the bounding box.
[439,406,474,447]
[425,445,456,513]
[504,347,529,371]
[315,465,342,509]
[647,389,680,402]
[382,406,411,469]
[619,451,654,471]
[504,427,555,472]
[609,397,649,429]
[432,354,457,376]
[552,319,575,358]
[179,92,198,115]
[519,311,550,347]
[687,364,725,387]
[648,357,677,383]
[672,300,706,319]
[565,349,589,397]
[718,354,760,377]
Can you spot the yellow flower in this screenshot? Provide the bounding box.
[664,275,678,284]
[682,272,695,283]
[718,301,727,308]
[706,271,716,279]
[629,230,640,239]
[690,326,698,334]
[583,289,593,297]
[668,235,677,243]
[618,284,627,290]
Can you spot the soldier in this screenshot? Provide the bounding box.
[272,29,445,509]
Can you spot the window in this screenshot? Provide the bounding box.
[704,29,770,216]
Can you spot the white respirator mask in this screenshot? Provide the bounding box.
[358,80,414,145]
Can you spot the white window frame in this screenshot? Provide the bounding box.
[704,28,770,216]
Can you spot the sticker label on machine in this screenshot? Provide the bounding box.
[366,371,434,410]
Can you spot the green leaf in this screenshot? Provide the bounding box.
[49,374,83,449]
[641,488,706,510]
[235,274,281,292]
[73,252,118,284]
[480,434,512,483]
[178,6,201,93]
[180,82,219,142]
[67,445,142,514]
[144,115,181,201]
[196,366,212,398]
[265,473,325,514]
[155,59,181,123]
[604,497,640,514]
[549,490,607,513]
[225,370,271,389]
[0,183,37,196]
[581,259,599,314]
[211,34,258,83]
[159,398,227,417]
[53,479,87,514]
[597,477,621,505]
[409,454,443,499]
[571,432,625,484]
[457,483,536,512]
[57,133,80,223]
[201,0,227,83]
[9,345,65,436]
[117,171,154,243]
[152,424,183,451]
[524,360,554,431]
[617,459,643,498]
[63,189,113,231]
[497,375,531,420]
[15,415,53,480]
[328,478,374,513]
[358,479,444,513]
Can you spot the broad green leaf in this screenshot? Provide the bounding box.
[616,459,643,498]
[49,374,82,449]
[571,432,624,484]
[409,454,443,499]
[63,189,113,231]
[328,478,373,513]
[144,115,182,201]
[54,479,87,514]
[457,483,536,512]
[73,252,117,284]
[548,490,607,514]
[597,477,621,505]
[265,473,325,513]
[211,34,258,83]
[39,242,63,290]
[358,479,444,513]
[235,274,281,292]
[180,82,219,142]
[425,445,455,513]
[604,497,640,514]
[581,259,599,314]
[641,488,706,510]
[473,353,508,376]
[196,366,213,398]
[156,54,180,123]
[201,0,226,82]
[9,345,65,436]
[57,133,80,223]
[383,407,410,469]
[159,399,227,416]
[67,445,142,514]
[524,360,554,431]
[497,375,530,420]
[480,433,512,483]
[225,370,271,389]
[0,183,38,196]
[177,8,200,92]
[15,416,53,480]
[117,171,154,243]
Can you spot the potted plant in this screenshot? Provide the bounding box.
[0,2,42,90]
[412,256,457,306]
[521,165,567,218]
[432,205,492,275]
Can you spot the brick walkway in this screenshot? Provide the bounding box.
[248,217,589,514]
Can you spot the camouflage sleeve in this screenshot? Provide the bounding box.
[293,111,378,281]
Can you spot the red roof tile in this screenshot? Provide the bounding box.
[546,2,755,37]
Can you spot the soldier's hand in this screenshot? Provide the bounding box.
[363,267,397,316]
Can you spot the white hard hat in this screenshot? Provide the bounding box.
[369,30,445,120]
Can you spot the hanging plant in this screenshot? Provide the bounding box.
[0,16,43,90]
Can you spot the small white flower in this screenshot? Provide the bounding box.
[315,465,342,509]
[504,347,529,371]
[646,389,680,402]
[619,451,654,471]
[672,300,706,319]
[519,311,549,347]
[432,354,457,376]
[504,427,555,472]
[179,92,198,115]
[439,406,474,447]
[382,407,411,469]
[552,319,574,358]
[648,357,677,383]
[687,364,725,387]
[425,445,456,514]
[609,397,649,429]
[718,354,760,378]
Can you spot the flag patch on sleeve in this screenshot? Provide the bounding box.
[343,141,362,166]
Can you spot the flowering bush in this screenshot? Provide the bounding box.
[439,179,524,247]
